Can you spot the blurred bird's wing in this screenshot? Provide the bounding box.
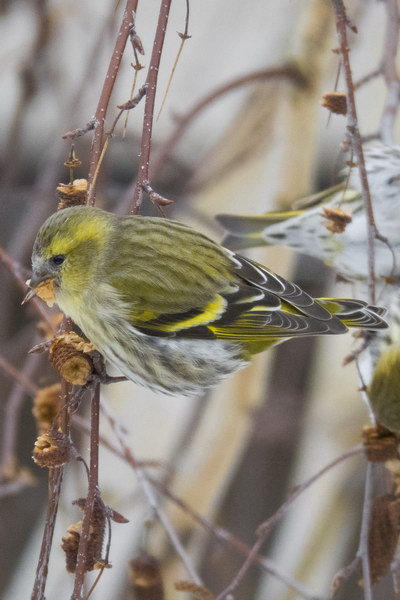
[216,184,359,250]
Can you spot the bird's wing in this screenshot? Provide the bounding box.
[130,252,349,343]
[216,184,360,250]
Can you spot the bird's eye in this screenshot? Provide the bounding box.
[50,254,65,267]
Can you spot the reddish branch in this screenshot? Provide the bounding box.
[86,0,139,205]
[71,387,101,599]
[132,0,172,213]
[31,379,72,600]
[31,467,65,600]
[330,0,377,304]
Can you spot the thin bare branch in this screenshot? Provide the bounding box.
[62,118,99,140]
[31,467,65,600]
[354,68,382,90]
[156,0,191,121]
[356,462,375,600]
[214,445,364,599]
[86,0,139,205]
[132,0,172,214]
[73,411,331,600]
[154,480,326,600]
[100,399,203,586]
[123,18,146,137]
[330,0,377,304]
[31,377,72,600]
[71,386,101,599]
[150,63,307,177]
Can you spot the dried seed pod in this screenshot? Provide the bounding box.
[362,425,399,463]
[32,383,62,433]
[49,333,94,385]
[368,494,400,584]
[107,507,129,523]
[61,522,82,573]
[57,178,88,209]
[50,332,95,354]
[129,553,165,599]
[64,153,82,170]
[321,91,347,115]
[71,496,107,571]
[321,206,352,233]
[32,429,72,467]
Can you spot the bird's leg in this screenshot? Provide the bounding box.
[90,350,128,385]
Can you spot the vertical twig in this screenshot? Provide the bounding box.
[31,467,65,600]
[330,0,377,304]
[132,0,173,214]
[31,380,72,600]
[71,386,100,600]
[356,462,375,600]
[156,0,191,121]
[86,0,139,205]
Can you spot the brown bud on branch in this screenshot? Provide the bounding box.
[362,425,399,463]
[321,206,352,233]
[32,429,72,467]
[57,179,88,210]
[321,92,347,115]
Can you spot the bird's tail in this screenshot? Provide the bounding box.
[317,298,388,330]
[216,211,303,250]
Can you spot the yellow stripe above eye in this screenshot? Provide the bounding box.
[46,218,110,258]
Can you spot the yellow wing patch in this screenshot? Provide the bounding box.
[135,295,227,332]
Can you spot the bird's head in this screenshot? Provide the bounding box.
[24,206,113,305]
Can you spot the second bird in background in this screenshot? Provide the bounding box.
[217,145,400,297]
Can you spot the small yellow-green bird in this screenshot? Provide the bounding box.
[27,206,388,395]
[369,344,400,433]
[368,296,400,433]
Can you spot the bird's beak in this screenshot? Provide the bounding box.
[21,281,36,305]
[22,273,57,307]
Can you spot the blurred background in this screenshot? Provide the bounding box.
[0,0,399,599]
